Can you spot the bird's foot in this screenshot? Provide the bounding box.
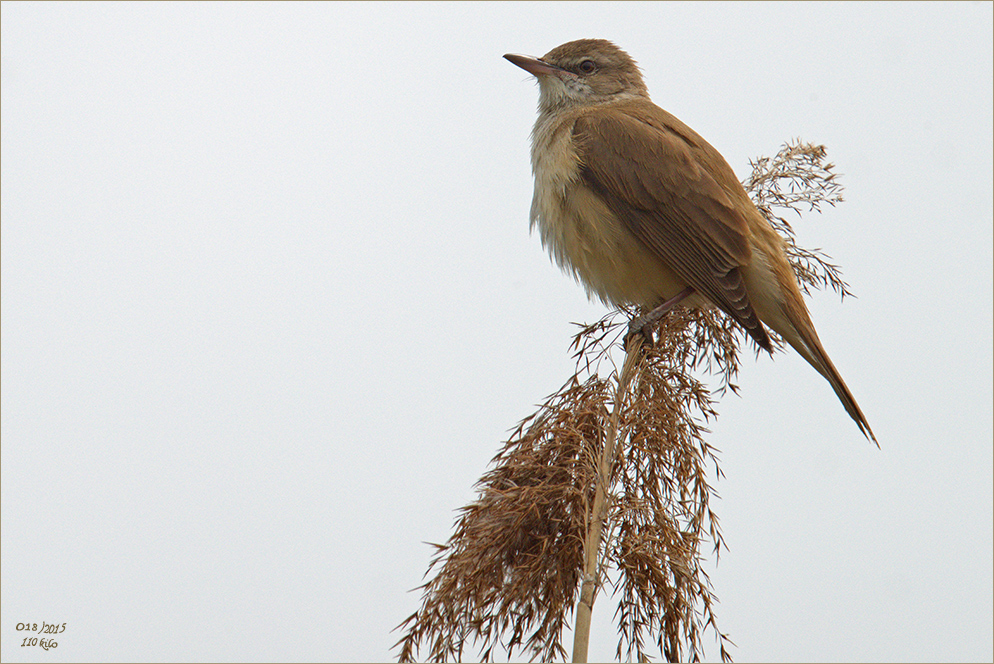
[623,286,695,353]
[624,319,655,352]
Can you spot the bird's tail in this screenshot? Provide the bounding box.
[779,311,878,446]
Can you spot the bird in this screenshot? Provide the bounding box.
[504,39,877,444]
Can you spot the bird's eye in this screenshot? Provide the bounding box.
[577,60,597,74]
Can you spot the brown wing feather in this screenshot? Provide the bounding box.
[573,110,771,349]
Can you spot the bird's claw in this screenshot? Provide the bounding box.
[624,321,654,352]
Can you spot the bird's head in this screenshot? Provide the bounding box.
[504,39,649,113]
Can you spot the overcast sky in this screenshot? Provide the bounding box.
[2,2,992,662]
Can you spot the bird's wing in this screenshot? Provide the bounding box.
[573,108,770,348]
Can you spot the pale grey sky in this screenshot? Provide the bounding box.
[2,2,992,662]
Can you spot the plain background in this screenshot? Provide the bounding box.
[2,2,992,662]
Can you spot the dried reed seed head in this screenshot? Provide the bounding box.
[396,140,846,663]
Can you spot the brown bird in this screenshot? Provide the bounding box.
[505,39,876,444]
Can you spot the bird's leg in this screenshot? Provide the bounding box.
[625,286,695,348]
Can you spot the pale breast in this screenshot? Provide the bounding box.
[529,112,701,309]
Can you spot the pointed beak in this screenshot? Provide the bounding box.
[504,53,569,79]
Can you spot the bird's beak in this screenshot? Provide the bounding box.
[504,53,569,79]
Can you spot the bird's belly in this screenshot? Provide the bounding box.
[531,181,705,309]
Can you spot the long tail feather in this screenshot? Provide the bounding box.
[780,319,878,446]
